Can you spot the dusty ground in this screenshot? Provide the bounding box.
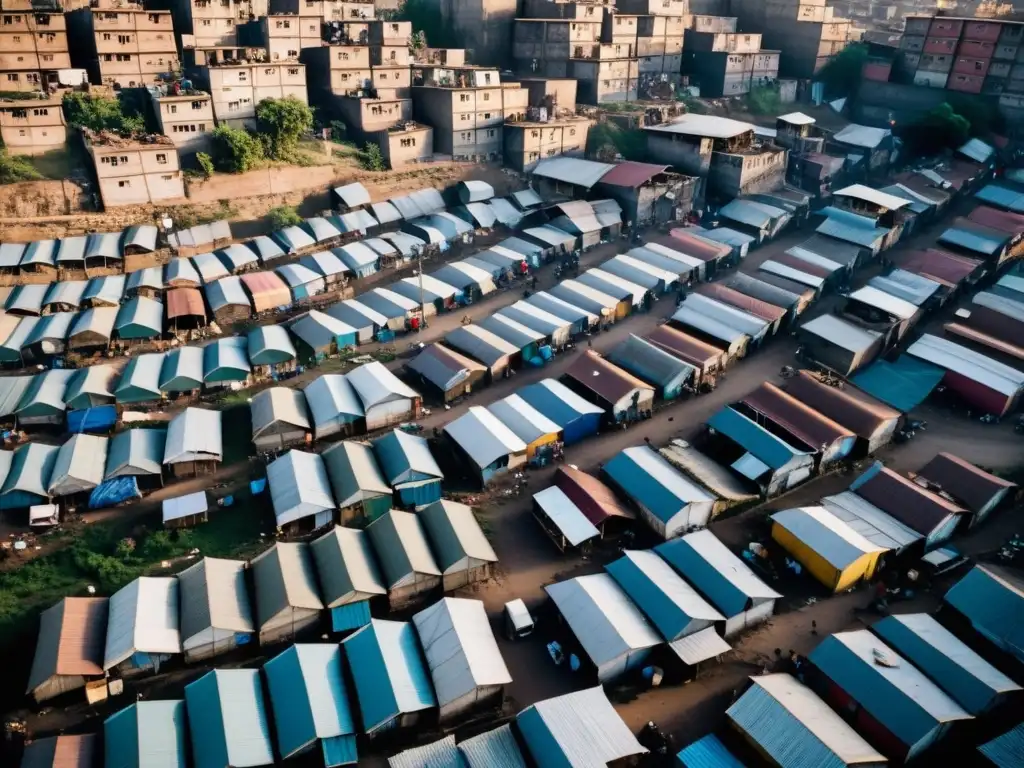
[5,172,1024,764]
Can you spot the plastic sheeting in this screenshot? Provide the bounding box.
[89,476,142,509]
[67,405,118,434]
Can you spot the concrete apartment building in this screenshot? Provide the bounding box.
[412,64,528,160]
[645,114,788,198]
[151,90,214,153]
[157,0,268,48]
[504,115,590,171]
[425,0,519,67]
[84,131,186,207]
[67,6,179,87]
[0,95,67,154]
[239,14,323,61]
[370,121,433,167]
[0,9,71,93]
[732,0,851,78]
[682,16,781,96]
[190,57,307,127]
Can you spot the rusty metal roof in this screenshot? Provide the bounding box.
[784,371,899,440]
[554,465,634,526]
[564,350,653,404]
[644,324,723,368]
[897,248,980,288]
[597,162,669,188]
[698,283,787,324]
[741,383,854,452]
[854,464,965,536]
[917,453,1017,514]
[165,287,206,319]
[27,597,108,694]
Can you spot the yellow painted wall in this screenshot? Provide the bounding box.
[525,431,559,460]
[772,523,883,593]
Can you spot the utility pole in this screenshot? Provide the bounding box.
[417,245,426,329]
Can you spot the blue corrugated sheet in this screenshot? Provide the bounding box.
[88,477,141,509]
[706,407,799,470]
[979,723,1024,768]
[185,670,275,768]
[655,538,748,617]
[323,734,359,766]
[975,184,1024,213]
[945,566,1024,665]
[851,355,945,412]
[396,479,442,508]
[677,734,745,767]
[332,601,372,632]
[517,382,603,445]
[67,405,118,434]
[602,450,686,524]
[938,224,1007,256]
[104,700,187,768]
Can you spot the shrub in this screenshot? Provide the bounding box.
[255,97,314,159]
[210,124,264,173]
[267,205,303,229]
[197,151,215,178]
[62,92,142,134]
[358,141,386,171]
[0,150,42,183]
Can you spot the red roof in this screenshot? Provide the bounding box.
[855,465,965,535]
[645,324,724,370]
[554,465,634,526]
[668,229,732,263]
[698,283,787,323]
[165,287,206,319]
[916,452,1016,513]
[968,205,1024,236]
[741,382,855,450]
[597,162,670,188]
[897,248,980,287]
[964,304,1024,348]
[784,371,899,439]
[773,252,835,278]
[944,322,1024,362]
[563,350,653,404]
[241,271,292,312]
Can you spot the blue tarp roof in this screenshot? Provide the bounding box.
[850,355,945,412]
[706,407,802,470]
[677,734,745,768]
[68,405,118,434]
[89,476,142,509]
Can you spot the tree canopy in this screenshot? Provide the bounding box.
[255,96,314,159]
[62,92,144,134]
[816,44,868,98]
[210,124,264,173]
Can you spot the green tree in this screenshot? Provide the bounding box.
[816,44,869,98]
[586,122,646,162]
[197,151,215,178]
[62,92,142,133]
[897,102,971,158]
[140,530,174,561]
[255,96,314,159]
[267,205,303,229]
[210,124,264,173]
[358,141,386,171]
[0,150,42,184]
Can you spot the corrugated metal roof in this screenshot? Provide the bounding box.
[975,184,1024,213]
[609,334,696,391]
[852,462,964,536]
[720,199,781,230]
[531,157,615,188]
[678,293,770,339]
[868,269,941,306]
[342,619,437,730]
[275,225,317,253]
[304,216,342,243]
[2,442,59,499]
[250,386,309,436]
[708,406,808,470]
[606,550,724,640]
[164,407,222,464]
[159,346,204,391]
[459,724,526,768]
[944,565,1024,663]
[522,225,576,248]
[123,224,158,252]
[20,240,56,267]
[908,333,1024,397]
[268,450,335,527]
[7,284,49,315]
[331,208,378,234]
[598,161,669,188]
[69,307,117,342]
[835,184,911,210]
[23,312,74,347]
[311,524,386,606]
[48,433,108,495]
[727,674,886,768]
[347,360,419,411]
[808,630,972,748]
[444,324,519,366]
[185,669,274,768]
[205,275,251,312]
[125,265,165,293]
[389,735,462,768]
[177,557,253,642]
[252,542,323,628]
[512,189,544,208]
[191,252,229,284]
[17,368,74,414]
[420,500,496,572]
[105,428,165,478]
[939,218,1010,256]
[334,181,371,208]
[247,235,287,262]
[517,687,647,768]
[334,242,379,272]
[772,506,885,569]
[477,314,545,350]
[26,597,107,694]
[655,529,781,616]
[369,200,403,226]
[44,280,87,309]
[816,215,887,249]
[658,440,756,503]
[263,644,355,759]
[202,336,251,381]
[169,221,231,250]
[820,491,922,552]
[487,198,523,227]
[533,486,600,546]
[800,314,881,354]
[604,446,715,523]
[104,701,186,768]
[103,577,180,669]
[873,612,1021,715]
[676,734,745,768]
[367,510,442,587]
[216,243,259,271]
[604,254,678,289]
[916,452,1016,514]
[488,393,561,445]
[545,573,662,666]
[979,723,1024,768]
[165,257,201,286]
[412,597,511,708]
[115,296,164,336]
[668,625,731,664]
[115,352,164,402]
[564,350,654,407]
[373,429,443,485]
[833,123,890,149]
[303,375,364,433]
[648,114,753,139]
[577,267,645,304]
[958,137,994,164]
[247,324,296,366]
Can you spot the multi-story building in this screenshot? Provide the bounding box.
[151,89,214,154]
[503,114,591,171]
[190,57,307,127]
[512,17,604,77]
[157,0,267,48]
[424,0,519,67]
[238,13,322,61]
[371,121,433,166]
[67,6,179,87]
[0,9,71,93]
[84,130,185,207]
[682,18,781,96]
[636,12,686,91]
[302,43,373,102]
[645,114,788,198]
[732,0,851,78]
[411,65,526,160]
[0,95,67,154]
